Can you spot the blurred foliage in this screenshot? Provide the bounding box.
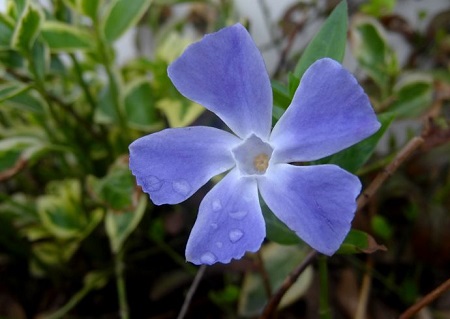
[0,0,449,318]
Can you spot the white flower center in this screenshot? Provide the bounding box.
[232,134,273,176]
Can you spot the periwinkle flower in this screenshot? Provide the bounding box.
[129,24,380,265]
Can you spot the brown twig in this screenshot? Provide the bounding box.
[356,136,424,212]
[260,250,318,319]
[399,277,450,319]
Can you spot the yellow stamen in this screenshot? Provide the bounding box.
[253,153,269,172]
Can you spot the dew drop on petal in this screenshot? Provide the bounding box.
[216,241,223,248]
[229,229,244,243]
[200,252,217,264]
[141,176,162,192]
[172,180,191,196]
[229,211,247,220]
[212,199,222,211]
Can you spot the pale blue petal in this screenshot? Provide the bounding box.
[270,58,381,163]
[168,24,272,140]
[186,169,265,265]
[129,127,240,205]
[258,164,360,255]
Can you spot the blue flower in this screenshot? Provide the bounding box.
[129,24,380,265]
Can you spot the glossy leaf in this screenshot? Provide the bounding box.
[238,243,313,316]
[337,229,387,254]
[102,0,152,42]
[293,1,348,81]
[11,2,43,52]
[41,21,94,52]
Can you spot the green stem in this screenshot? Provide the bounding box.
[94,22,129,150]
[114,249,130,319]
[318,255,332,319]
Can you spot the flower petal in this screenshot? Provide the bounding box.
[186,169,265,265]
[270,58,381,163]
[168,24,272,140]
[258,163,361,255]
[129,126,240,205]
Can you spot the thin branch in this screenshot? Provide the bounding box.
[356,136,424,212]
[354,257,373,319]
[177,265,207,319]
[256,251,273,298]
[399,277,450,319]
[260,250,318,319]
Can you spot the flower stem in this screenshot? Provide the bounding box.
[114,249,129,319]
[318,255,332,319]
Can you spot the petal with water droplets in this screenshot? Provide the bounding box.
[129,126,240,205]
[186,169,265,265]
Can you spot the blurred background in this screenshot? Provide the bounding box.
[0,0,449,318]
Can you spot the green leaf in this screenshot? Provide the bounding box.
[350,16,398,92]
[323,113,394,173]
[238,243,313,317]
[102,0,152,42]
[337,229,387,254]
[272,80,291,111]
[0,136,47,173]
[29,40,49,82]
[41,21,94,52]
[261,199,301,245]
[389,74,433,118]
[0,82,31,103]
[11,2,43,52]
[105,195,147,253]
[88,167,135,211]
[77,0,102,19]
[371,215,393,240]
[293,1,348,81]
[4,89,46,113]
[0,49,24,69]
[0,13,14,49]
[360,0,396,17]
[37,180,104,240]
[156,98,204,128]
[124,79,164,130]
[13,0,27,15]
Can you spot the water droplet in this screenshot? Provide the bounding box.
[229,210,247,220]
[141,175,162,191]
[172,180,190,196]
[215,241,223,248]
[200,252,217,264]
[229,229,244,243]
[210,223,218,230]
[212,199,222,211]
